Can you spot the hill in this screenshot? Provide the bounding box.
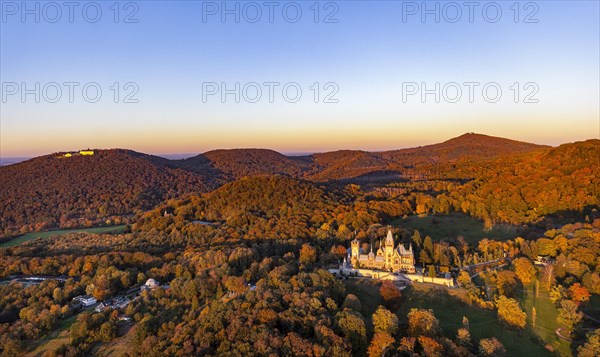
[134,175,356,241]
[398,132,547,161]
[180,149,310,180]
[0,133,566,238]
[175,133,546,182]
[307,133,547,181]
[0,150,211,238]
[432,139,600,225]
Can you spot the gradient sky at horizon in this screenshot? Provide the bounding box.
[1,0,599,157]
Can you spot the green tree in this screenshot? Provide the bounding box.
[423,236,434,257]
[99,321,117,342]
[456,328,472,350]
[457,271,472,287]
[550,285,567,303]
[335,310,367,354]
[578,329,600,357]
[412,230,422,247]
[557,299,582,331]
[420,250,432,265]
[371,306,398,335]
[428,265,436,278]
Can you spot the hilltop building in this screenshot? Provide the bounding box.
[331,228,454,287]
[350,228,416,273]
[61,150,94,158]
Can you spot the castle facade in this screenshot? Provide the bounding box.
[350,228,416,273]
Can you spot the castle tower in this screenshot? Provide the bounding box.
[385,227,395,268]
[351,239,360,263]
[385,227,394,247]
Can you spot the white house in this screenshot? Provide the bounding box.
[73,295,97,307]
[141,278,160,291]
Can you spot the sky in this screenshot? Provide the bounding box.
[1,0,599,157]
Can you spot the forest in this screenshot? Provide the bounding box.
[0,133,564,239]
[0,134,599,356]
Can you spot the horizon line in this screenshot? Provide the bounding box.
[6,132,598,165]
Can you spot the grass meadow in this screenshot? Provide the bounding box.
[391,214,517,244]
[0,225,127,248]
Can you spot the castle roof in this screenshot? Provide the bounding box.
[397,243,413,255]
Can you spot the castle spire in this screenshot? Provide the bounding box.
[385,227,394,246]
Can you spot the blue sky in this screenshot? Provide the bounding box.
[1,0,599,156]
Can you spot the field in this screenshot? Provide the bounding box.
[0,225,127,248]
[344,279,383,332]
[346,279,554,356]
[25,313,79,357]
[91,321,135,356]
[519,281,573,356]
[391,213,517,244]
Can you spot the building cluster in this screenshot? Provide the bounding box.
[331,227,454,287]
[95,296,131,313]
[350,228,416,273]
[72,295,97,307]
[61,150,95,158]
[70,278,168,314]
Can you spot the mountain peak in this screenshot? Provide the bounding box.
[436,133,548,152]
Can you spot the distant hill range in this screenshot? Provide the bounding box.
[0,157,30,167]
[2,133,596,238]
[179,133,548,182]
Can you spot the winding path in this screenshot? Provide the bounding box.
[555,327,572,342]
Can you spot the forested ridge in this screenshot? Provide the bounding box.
[430,140,600,226]
[0,135,596,241]
[0,150,212,239]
